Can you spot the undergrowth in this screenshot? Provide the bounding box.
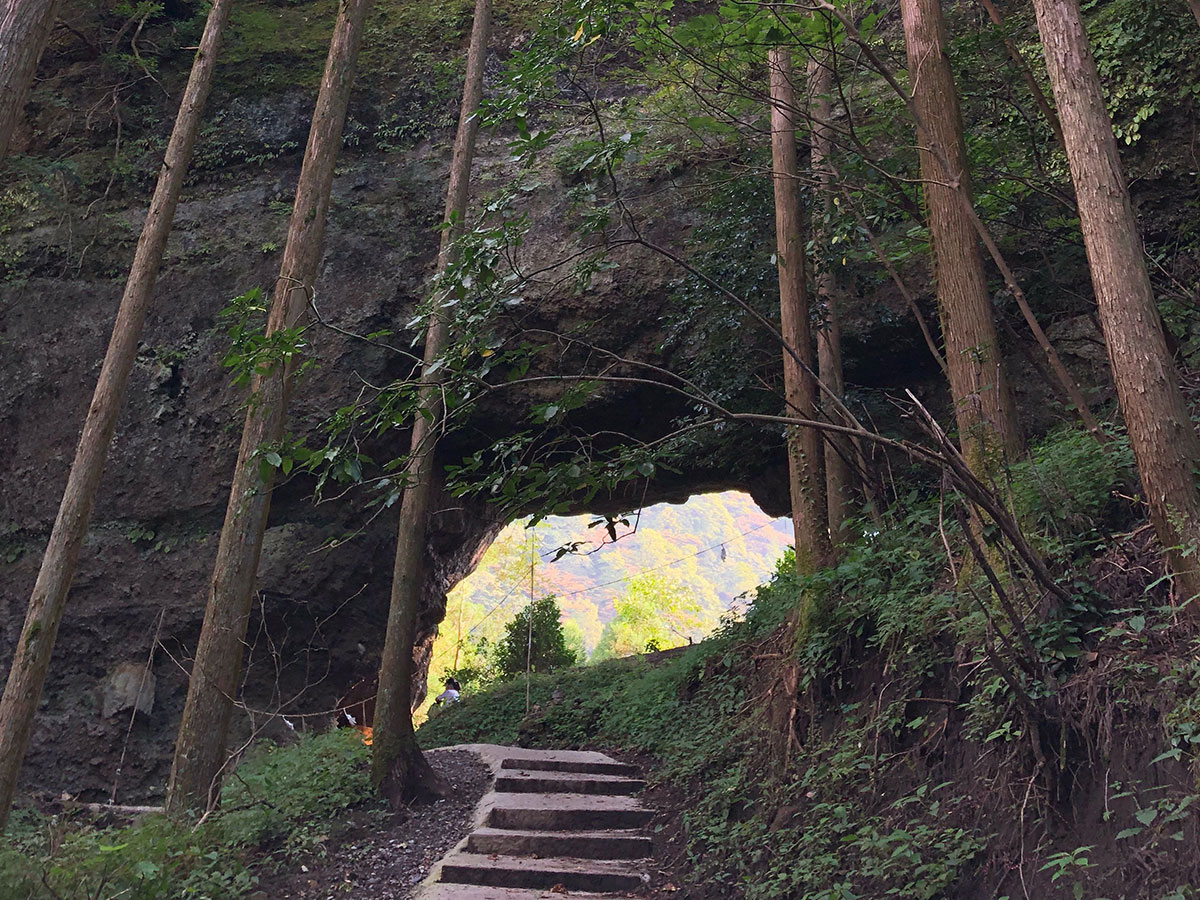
[0,730,374,900]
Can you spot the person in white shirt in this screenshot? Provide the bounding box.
[435,676,462,705]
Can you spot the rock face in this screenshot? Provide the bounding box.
[0,92,797,804]
[0,59,1104,806]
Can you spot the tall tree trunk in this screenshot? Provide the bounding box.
[1032,0,1200,603]
[768,47,831,576]
[1188,0,1200,28]
[808,49,851,547]
[0,0,61,164]
[370,0,491,807]
[901,0,1021,476]
[164,0,373,817]
[0,0,232,834]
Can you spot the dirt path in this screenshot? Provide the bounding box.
[253,749,491,900]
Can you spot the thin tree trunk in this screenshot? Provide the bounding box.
[0,0,232,834]
[371,0,491,807]
[808,50,851,547]
[0,0,61,164]
[1188,0,1200,28]
[1031,0,1200,603]
[768,47,831,576]
[975,0,1066,149]
[822,0,1102,446]
[165,0,373,816]
[901,0,1022,476]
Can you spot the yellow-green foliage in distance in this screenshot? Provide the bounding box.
[419,491,790,716]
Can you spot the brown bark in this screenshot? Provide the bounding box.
[768,47,831,576]
[165,0,373,816]
[975,0,1066,149]
[901,0,1021,476]
[1188,0,1200,28]
[808,51,852,547]
[820,1,1099,445]
[370,0,491,807]
[1032,0,1200,603]
[0,0,61,164]
[0,0,232,833]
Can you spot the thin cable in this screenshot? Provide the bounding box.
[526,530,534,715]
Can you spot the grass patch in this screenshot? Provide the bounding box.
[0,730,375,900]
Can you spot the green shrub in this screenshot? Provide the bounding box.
[1009,425,1135,558]
[0,730,372,900]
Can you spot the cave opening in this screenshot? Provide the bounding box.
[418,491,791,718]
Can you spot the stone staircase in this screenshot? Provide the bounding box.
[419,748,653,899]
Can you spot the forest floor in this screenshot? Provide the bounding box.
[251,749,490,900]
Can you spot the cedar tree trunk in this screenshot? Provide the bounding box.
[1032,0,1200,603]
[901,0,1021,475]
[768,47,831,575]
[165,0,373,816]
[370,0,492,807]
[808,49,852,546]
[0,0,61,163]
[0,0,232,833]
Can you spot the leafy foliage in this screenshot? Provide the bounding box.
[592,572,704,659]
[1084,0,1200,146]
[493,595,578,679]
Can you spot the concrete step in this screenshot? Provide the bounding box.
[439,853,648,893]
[420,885,617,899]
[466,826,653,860]
[500,756,640,778]
[487,793,653,832]
[494,769,645,796]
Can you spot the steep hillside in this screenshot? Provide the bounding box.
[418,429,1200,900]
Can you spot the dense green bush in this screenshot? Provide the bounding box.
[493,595,578,679]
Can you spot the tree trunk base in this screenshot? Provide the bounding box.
[382,744,452,809]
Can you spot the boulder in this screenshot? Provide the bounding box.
[100,662,156,719]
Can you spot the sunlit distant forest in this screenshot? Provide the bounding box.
[420,492,790,707]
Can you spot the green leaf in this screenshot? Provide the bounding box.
[134,860,161,879]
[1135,807,1158,825]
